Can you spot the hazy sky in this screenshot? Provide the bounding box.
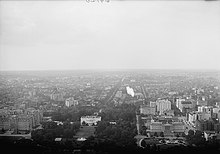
[0,1,220,71]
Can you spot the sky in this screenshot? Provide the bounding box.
[0,0,220,71]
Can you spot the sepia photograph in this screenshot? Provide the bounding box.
[0,0,220,153]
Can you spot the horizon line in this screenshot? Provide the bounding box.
[1,68,220,72]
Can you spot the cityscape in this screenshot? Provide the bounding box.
[1,0,220,154]
[0,70,220,153]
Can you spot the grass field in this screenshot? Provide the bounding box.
[74,126,96,139]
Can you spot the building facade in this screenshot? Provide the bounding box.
[80,116,101,126]
[155,99,171,115]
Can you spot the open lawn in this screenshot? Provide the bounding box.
[74,126,96,139]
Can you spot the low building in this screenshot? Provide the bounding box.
[149,121,185,136]
[140,105,156,115]
[197,112,211,121]
[163,110,174,116]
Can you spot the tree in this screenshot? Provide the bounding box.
[140,126,147,135]
[140,139,146,148]
[82,121,86,126]
[154,132,158,137]
[194,130,205,145]
[160,132,164,137]
[187,130,194,139]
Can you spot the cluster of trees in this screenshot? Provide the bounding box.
[47,106,99,122]
[79,104,138,151]
[95,120,137,147]
[31,121,80,145]
[99,104,137,122]
[186,130,206,146]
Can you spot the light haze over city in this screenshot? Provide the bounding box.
[0,0,220,71]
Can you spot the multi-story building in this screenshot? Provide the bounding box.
[0,115,10,130]
[25,108,43,127]
[65,97,78,107]
[17,114,33,133]
[149,121,185,136]
[155,99,171,115]
[198,106,213,113]
[176,98,185,109]
[195,119,220,132]
[188,111,198,124]
[178,101,193,113]
[50,88,64,101]
[0,108,42,133]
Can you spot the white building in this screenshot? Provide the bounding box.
[65,97,78,107]
[156,99,171,115]
[198,106,212,113]
[80,116,101,126]
[188,111,198,124]
[176,98,185,109]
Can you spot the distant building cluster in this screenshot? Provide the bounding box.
[186,103,220,132]
[140,99,172,116]
[0,107,43,133]
[136,113,185,137]
[137,98,185,137]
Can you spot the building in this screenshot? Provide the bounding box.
[0,115,10,130]
[198,106,213,113]
[65,97,78,107]
[80,116,101,126]
[0,107,43,133]
[24,108,43,126]
[163,109,174,116]
[196,120,215,131]
[188,111,198,124]
[149,121,185,136]
[140,105,156,115]
[50,88,64,101]
[17,114,33,133]
[176,98,185,109]
[197,112,211,121]
[178,101,193,113]
[155,99,171,115]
